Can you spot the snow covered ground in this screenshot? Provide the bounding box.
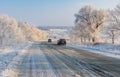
[0,42,120,77]
[0,42,32,77]
[68,44,120,59]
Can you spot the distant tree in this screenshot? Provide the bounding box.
[110,4,120,30]
[104,3,120,44]
[74,5,107,44]
[105,28,116,44]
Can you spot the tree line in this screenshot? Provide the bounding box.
[72,3,120,44]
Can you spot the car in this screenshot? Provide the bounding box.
[48,39,52,42]
[57,39,66,45]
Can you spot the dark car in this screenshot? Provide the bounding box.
[48,39,52,42]
[57,39,66,45]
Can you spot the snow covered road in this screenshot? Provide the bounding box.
[0,43,120,77]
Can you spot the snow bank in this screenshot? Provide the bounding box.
[2,69,19,77]
[0,42,32,76]
[0,15,48,47]
[68,44,120,59]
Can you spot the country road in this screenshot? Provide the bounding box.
[1,43,120,77]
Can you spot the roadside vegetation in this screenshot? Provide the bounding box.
[72,3,120,45]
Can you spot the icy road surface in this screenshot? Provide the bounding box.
[1,43,120,77]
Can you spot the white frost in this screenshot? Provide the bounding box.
[0,15,48,47]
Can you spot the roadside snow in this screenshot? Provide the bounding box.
[2,69,19,77]
[0,42,32,76]
[0,42,32,54]
[68,44,120,59]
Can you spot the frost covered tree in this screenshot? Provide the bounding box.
[109,4,120,30]
[0,15,26,46]
[104,3,120,44]
[0,15,48,47]
[104,26,119,44]
[74,5,107,44]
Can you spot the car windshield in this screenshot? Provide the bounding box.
[60,39,65,41]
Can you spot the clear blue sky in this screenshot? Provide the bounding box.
[0,0,119,26]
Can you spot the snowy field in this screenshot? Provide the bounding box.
[68,44,120,59]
